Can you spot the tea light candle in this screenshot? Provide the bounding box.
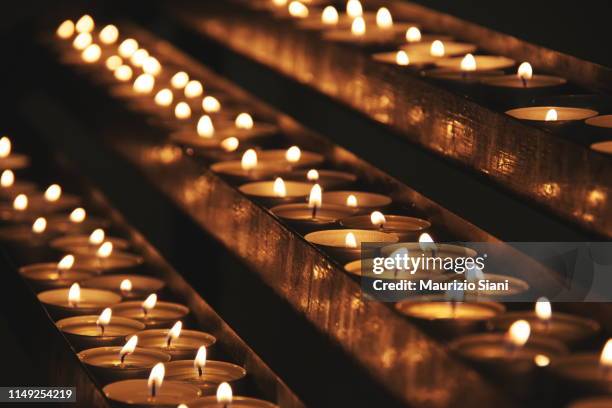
[70,241,144,272]
[281,168,357,189]
[482,62,567,89]
[50,228,129,253]
[19,255,98,291]
[340,212,431,241]
[79,336,171,382]
[38,283,122,319]
[371,50,439,67]
[304,229,398,261]
[321,190,392,214]
[112,295,189,328]
[395,295,506,337]
[0,216,58,248]
[56,308,145,350]
[103,363,201,406]
[590,140,612,155]
[45,207,109,234]
[586,114,612,134]
[0,170,36,199]
[506,106,598,123]
[0,193,37,223]
[134,321,216,359]
[188,382,278,408]
[435,54,516,72]
[165,346,246,394]
[26,184,81,214]
[401,40,476,58]
[490,298,600,348]
[238,177,312,206]
[0,136,30,170]
[82,275,166,300]
[257,147,324,168]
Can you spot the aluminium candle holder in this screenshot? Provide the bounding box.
[304,228,398,262]
[320,191,392,214]
[56,315,145,350]
[79,346,171,383]
[82,274,166,300]
[165,359,247,395]
[50,234,130,253]
[134,328,216,360]
[19,262,98,291]
[103,379,201,407]
[112,301,190,329]
[238,180,312,207]
[339,214,430,241]
[270,203,357,233]
[38,287,122,320]
[280,168,357,189]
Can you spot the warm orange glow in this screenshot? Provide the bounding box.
[105,55,123,71]
[72,32,92,51]
[130,49,149,67]
[321,6,339,25]
[288,1,309,18]
[241,149,258,171]
[171,71,189,89]
[376,7,393,29]
[346,0,363,18]
[1,170,14,187]
[81,44,101,63]
[56,20,75,39]
[120,279,132,294]
[507,320,530,347]
[517,62,533,81]
[308,184,322,208]
[460,53,477,71]
[97,307,112,328]
[370,211,386,226]
[418,232,434,243]
[89,228,105,245]
[174,102,191,120]
[346,194,358,207]
[351,17,366,36]
[405,27,422,43]
[143,57,162,76]
[272,0,288,7]
[194,346,207,375]
[235,113,254,130]
[68,283,81,307]
[75,14,94,34]
[184,80,203,98]
[534,354,550,367]
[133,74,155,94]
[307,169,319,181]
[216,382,233,404]
[70,207,86,223]
[32,217,47,234]
[345,232,358,248]
[148,363,165,397]
[97,241,113,258]
[395,50,409,66]
[114,65,133,81]
[535,297,552,320]
[44,184,62,202]
[545,108,558,121]
[154,89,173,107]
[118,39,138,59]
[197,115,215,138]
[202,96,221,113]
[142,293,158,313]
[166,321,182,346]
[99,24,119,45]
[285,146,301,163]
[0,136,11,158]
[221,137,239,152]
[430,40,445,57]
[13,194,28,211]
[120,335,138,359]
[600,339,612,367]
[273,177,287,197]
[58,255,75,271]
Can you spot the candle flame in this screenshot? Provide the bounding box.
[461,53,477,72]
[507,320,530,347]
[241,149,258,171]
[118,39,138,59]
[322,6,339,25]
[197,115,215,138]
[105,55,123,71]
[56,20,75,39]
[346,0,363,18]
[418,232,434,243]
[517,62,533,81]
[45,184,62,202]
[346,194,358,207]
[405,27,422,43]
[600,339,612,367]
[545,108,558,122]
[235,113,254,130]
[13,194,28,211]
[535,297,552,320]
[89,228,105,245]
[133,73,155,94]
[0,170,13,187]
[58,254,75,270]
[120,335,138,358]
[221,137,239,152]
[351,17,366,36]
[114,65,133,81]
[285,146,301,163]
[154,89,173,107]
[130,48,149,68]
[97,307,112,327]
[184,80,203,98]
[430,40,445,57]
[307,169,319,181]
[97,241,113,258]
[75,14,94,34]
[273,177,287,198]
[376,7,393,29]
[142,293,158,312]
[534,354,550,367]
[143,57,162,76]
[216,382,233,404]
[166,321,182,346]
[174,102,192,120]
[171,71,189,89]
[370,211,386,226]
[148,363,165,397]
[194,346,207,373]
[120,279,133,294]
[99,24,119,45]
[32,217,47,234]
[68,283,80,307]
[272,0,287,6]
[72,32,92,51]
[395,50,410,66]
[288,1,309,18]
[70,207,86,223]
[308,184,322,208]
[0,136,10,158]
[202,96,221,113]
[345,232,358,248]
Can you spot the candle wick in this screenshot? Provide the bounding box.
[166,336,172,349]
[98,324,105,336]
[521,77,527,88]
[142,308,148,319]
[151,382,156,399]
[311,206,318,220]
[120,352,127,366]
[198,366,203,377]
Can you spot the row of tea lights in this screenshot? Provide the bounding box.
[52,14,612,407]
[260,0,612,154]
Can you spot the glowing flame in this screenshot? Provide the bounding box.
[507,320,530,347]
[70,207,86,223]
[221,137,239,152]
[285,146,301,163]
[545,109,558,122]
[120,279,132,294]
[118,39,138,59]
[56,20,75,39]
[32,217,47,234]
[194,346,207,376]
[143,57,162,76]
[430,40,445,57]
[120,335,138,359]
[345,232,358,248]
[105,55,123,71]
[322,6,339,25]
[166,321,182,346]
[405,27,422,43]
[241,149,258,171]
[75,15,94,34]
[97,307,112,328]
[130,49,149,67]
[288,1,309,18]
[58,255,75,270]
[370,211,386,226]
[535,297,552,320]
[1,170,14,187]
[133,74,155,94]
[89,228,105,245]
[534,354,550,367]
[148,363,165,397]
[13,194,28,211]
[461,53,477,72]
[0,136,11,158]
[114,65,133,81]
[174,102,191,120]
[184,80,203,98]
[273,177,287,198]
[171,71,189,89]
[517,62,533,81]
[308,184,322,208]
[45,184,62,202]
[68,283,81,307]
[346,0,363,18]
[351,17,366,36]
[216,382,233,404]
[235,113,254,130]
[346,194,358,207]
[600,339,612,367]
[272,0,287,6]
[97,241,113,258]
[395,50,410,66]
[418,232,434,243]
[99,25,119,45]
[307,169,319,181]
[142,293,158,313]
[202,96,221,113]
[154,89,173,107]
[197,115,215,138]
[72,32,92,51]
[376,7,393,29]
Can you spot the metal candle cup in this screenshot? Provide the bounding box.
[257,149,324,169]
[434,55,516,71]
[371,51,439,67]
[321,191,392,214]
[401,41,476,57]
[103,379,201,407]
[189,396,279,407]
[280,169,357,189]
[506,106,598,124]
[238,180,312,206]
[56,315,145,350]
[304,229,398,262]
[0,153,30,170]
[69,249,144,274]
[78,346,171,383]
[165,360,246,394]
[271,203,357,232]
[170,122,277,149]
[323,22,418,46]
[50,235,129,253]
[112,301,189,328]
[210,160,291,182]
[82,275,166,300]
[19,262,98,291]
[38,287,121,319]
[133,329,216,360]
[25,192,82,214]
[45,213,109,235]
[340,214,430,241]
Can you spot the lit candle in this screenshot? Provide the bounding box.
[0,169,35,199]
[482,62,567,89]
[506,106,598,123]
[65,239,143,273]
[376,7,393,30]
[171,71,190,89]
[372,49,439,67]
[340,212,431,240]
[288,1,309,18]
[202,96,221,113]
[72,32,92,51]
[402,40,476,58]
[81,44,101,63]
[191,381,279,407]
[175,102,192,120]
[282,168,356,189]
[0,136,29,170]
[435,53,515,72]
[322,6,339,25]
[184,80,204,99]
[112,295,189,328]
[198,115,215,138]
[56,20,75,39]
[346,0,363,18]
[99,24,119,45]
[19,254,97,291]
[154,89,174,107]
[38,282,122,319]
[133,73,155,94]
[75,15,94,34]
[118,39,139,59]
[114,64,133,81]
[130,49,149,68]
[143,56,162,76]
[106,55,122,71]
[238,177,312,206]
[82,274,166,300]
[321,190,391,213]
[134,322,216,359]
[305,229,398,261]
[50,228,129,254]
